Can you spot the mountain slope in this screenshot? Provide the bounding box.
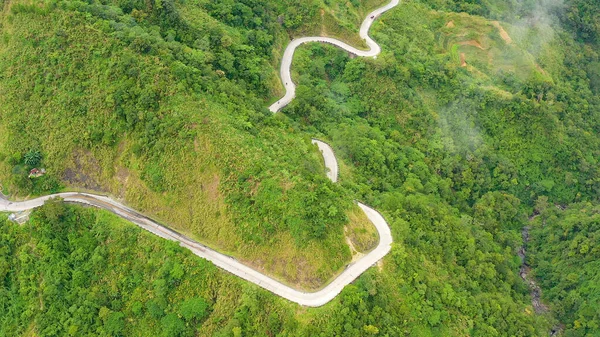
[1,0,599,336]
[0,0,365,289]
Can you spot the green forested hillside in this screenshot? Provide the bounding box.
[283,0,600,334]
[529,201,600,336]
[0,0,599,336]
[1,201,550,336]
[287,1,600,206]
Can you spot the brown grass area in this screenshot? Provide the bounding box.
[52,132,354,290]
[320,8,326,36]
[295,0,388,49]
[0,0,385,290]
[482,86,514,99]
[458,40,485,50]
[2,0,12,13]
[377,259,384,272]
[360,0,389,16]
[319,11,367,49]
[492,21,513,44]
[441,14,542,82]
[460,52,467,67]
[237,232,351,290]
[0,125,8,192]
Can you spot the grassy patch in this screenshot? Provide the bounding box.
[439,11,548,83]
[346,204,379,253]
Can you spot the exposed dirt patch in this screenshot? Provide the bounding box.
[445,20,455,28]
[63,149,107,192]
[460,52,467,67]
[458,39,485,50]
[492,21,512,44]
[115,167,130,198]
[320,8,326,36]
[344,226,365,263]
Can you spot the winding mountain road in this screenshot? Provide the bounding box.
[269,0,399,112]
[311,139,339,183]
[0,0,398,307]
[0,190,391,307]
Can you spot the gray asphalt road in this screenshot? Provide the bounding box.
[312,139,339,182]
[0,190,391,307]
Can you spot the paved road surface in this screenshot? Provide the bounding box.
[312,139,339,183]
[0,0,398,307]
[269,0,400,112]
[0,190,391,307]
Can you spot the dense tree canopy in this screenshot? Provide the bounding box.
[529,202,600,336]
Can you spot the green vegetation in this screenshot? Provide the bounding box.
[280,0,599,334]
[0,201,288,336]
[0,0,367,289]
[0,201,551,336]
[529,201,600,336]
[286,2,599,207]
[345,205,378,253]
[0,0,599,336]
